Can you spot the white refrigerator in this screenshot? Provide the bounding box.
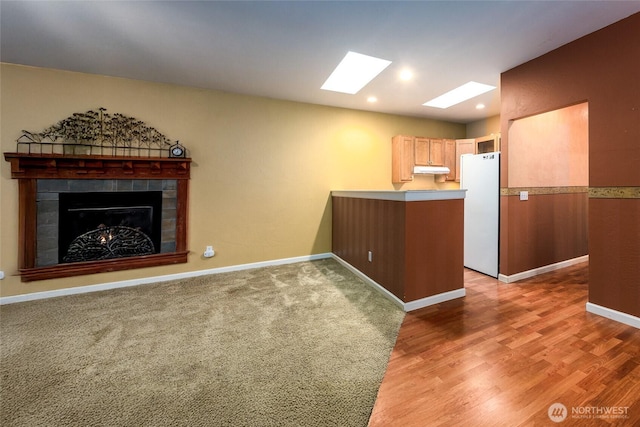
[460,152,500,278]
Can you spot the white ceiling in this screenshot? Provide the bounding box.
[2,1,639,124]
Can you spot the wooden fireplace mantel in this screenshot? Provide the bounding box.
[4,152,191,180]
[3,152,191,282]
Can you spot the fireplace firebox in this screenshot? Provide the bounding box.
[59,191,162,263]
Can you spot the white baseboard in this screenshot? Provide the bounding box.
[404,288,466,312]
[0,253,333,305]
[586,303,640,329]
[10,253,632,330]
[332,254,465,312]
[498,255,589,283]
[331,255,405,309]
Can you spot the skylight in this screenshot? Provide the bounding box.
[321,51,392,95]
[423,81,496,109]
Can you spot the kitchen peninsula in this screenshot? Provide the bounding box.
[332,190,466,311]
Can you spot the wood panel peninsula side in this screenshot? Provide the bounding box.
[332,190,466,311]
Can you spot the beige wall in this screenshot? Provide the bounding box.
[0,63,465,297]
[466,115,500,138]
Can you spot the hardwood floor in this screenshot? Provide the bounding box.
[368,262,640,426]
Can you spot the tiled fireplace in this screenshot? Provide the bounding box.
[3,108,191,282]
[36,179,177,267]
[4,154,191,282]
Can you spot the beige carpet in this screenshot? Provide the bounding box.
[0,258,404,426]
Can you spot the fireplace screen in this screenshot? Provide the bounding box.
[59,192,162,263]
[63,225,155,263]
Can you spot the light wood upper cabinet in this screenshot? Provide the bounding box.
[430,139,444,166]
[414,137,429,166]
[475,134,501,154]
[392,135,415,183]
[392,135,460,183]
[414,137,444,166]
[443,139,457,181]
[455,139,476,182]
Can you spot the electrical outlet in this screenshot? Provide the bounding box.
[204,246,215,258]
[520,191,529,201]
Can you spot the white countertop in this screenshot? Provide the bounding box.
[331,190,466,201]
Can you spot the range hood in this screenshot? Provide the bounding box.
[413,166,450,175]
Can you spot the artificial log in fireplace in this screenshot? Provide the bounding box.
[3,109,191,282]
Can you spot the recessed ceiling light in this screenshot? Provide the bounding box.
[367,96,378,103]
[399,69,413,81]
[423,81,496,109]
[476,103,485,109]
[321,51,392,94]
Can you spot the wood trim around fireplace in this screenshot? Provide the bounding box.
[4,153,191,282]
[4,153,191,180]
[19,252,190,282]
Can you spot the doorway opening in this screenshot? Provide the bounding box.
[504,102,589,279]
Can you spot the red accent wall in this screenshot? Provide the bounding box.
[501,193,588,274]
[332,196,463,302]
[500,13,640,317]
[332,197,406,299]
[589,199,640,316]
[404,200,464,301]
